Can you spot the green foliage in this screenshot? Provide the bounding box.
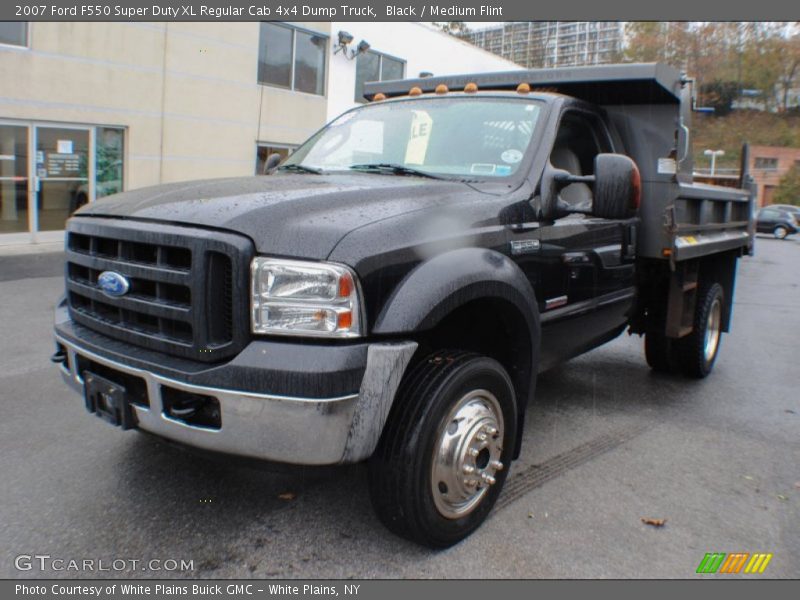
[699,81,740,116]
[692,111,800,169]
[774,165,800,205]
[625,22,800,112]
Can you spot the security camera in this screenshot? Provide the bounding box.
[337,31,354,46]
[356,40,371,54]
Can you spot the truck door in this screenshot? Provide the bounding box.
[540,110,635,365]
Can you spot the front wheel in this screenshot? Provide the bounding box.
[773,226,789,240]
[368,351,517,548]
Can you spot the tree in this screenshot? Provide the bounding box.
[700,80,740,116]
[774,165,800,205]
[432,22,470,37]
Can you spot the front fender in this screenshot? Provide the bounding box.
[372,247,540,337]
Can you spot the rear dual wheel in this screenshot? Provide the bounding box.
[644,282,724,378]
[368,352,516,548]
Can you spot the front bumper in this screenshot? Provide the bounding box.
[54,307,416,465]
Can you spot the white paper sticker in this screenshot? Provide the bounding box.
[57,140,73,154]
[501,149,523,164]
[405,110,433,165]
[657,157,676,174]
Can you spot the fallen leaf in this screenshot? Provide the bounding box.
[785,409,797,414]
[641,517,667,527]
[527,513,534,519]
[741,475,754,481]
[278,492,296,501]
[777,494,788,501]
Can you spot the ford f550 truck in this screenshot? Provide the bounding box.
[53,64,754,548]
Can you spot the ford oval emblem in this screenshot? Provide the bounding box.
[97,271,130,297]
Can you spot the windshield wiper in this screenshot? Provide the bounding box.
[348,163,442,179]
[278,163,323,174]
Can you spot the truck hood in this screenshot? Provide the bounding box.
[74,173,482,259]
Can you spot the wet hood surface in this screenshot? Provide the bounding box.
[74,173,484,259]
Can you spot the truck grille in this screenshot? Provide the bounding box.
[65,218,253,362]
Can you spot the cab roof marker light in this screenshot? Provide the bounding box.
[435,84,449,95]
[517,83,531,94]
[409,86,423,97]
[464,82,479,93]
[373,93,386,101]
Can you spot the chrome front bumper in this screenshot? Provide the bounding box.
[55,334,416,465]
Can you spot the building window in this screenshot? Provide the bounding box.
[754,157,778,170]
[257,23,326,96]
[95,127,124,199]
[354,50,406,103]
[0,22,28,47]
[256,143,295,174]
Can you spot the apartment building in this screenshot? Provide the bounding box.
[464,22,624,69]
[0,21,515,245]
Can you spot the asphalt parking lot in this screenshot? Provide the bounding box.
[1,236,798,579]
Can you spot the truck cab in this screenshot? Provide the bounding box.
[53,63,753,548]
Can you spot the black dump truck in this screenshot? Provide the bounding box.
[53,63,754,548]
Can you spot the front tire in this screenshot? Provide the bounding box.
[368,351,517,548]
[675,283,725,378]
[773,226,789,240]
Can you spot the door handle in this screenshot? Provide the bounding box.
[562,252,592,265]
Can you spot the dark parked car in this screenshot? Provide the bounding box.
[756,206,800,239]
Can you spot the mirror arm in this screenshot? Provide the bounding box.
[553,172,596,186]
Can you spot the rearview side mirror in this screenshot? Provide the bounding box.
[263,153,282,175]
[535,153,640,221]
[592,153,640,220]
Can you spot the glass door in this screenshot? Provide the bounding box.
[33,125,91,236]
[0,123,30,237]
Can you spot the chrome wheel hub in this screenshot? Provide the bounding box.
[431,389,504,519]
[703,297,722,364]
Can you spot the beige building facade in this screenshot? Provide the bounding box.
[0,21,516,245]
[0,21,331,245]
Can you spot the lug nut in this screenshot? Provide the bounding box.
[490,460,504,471]
[463,465,475,475]
[464,478,478,488]
[477,432,487,442]
[485,426,498,436]
[468,447,479,458]
[481,473,496,485]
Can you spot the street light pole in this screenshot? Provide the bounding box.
[704,149,725,175]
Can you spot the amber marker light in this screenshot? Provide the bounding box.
[516,83,531,94]
[373,93,386,101]
[435,84,449,95]
[409,86,423,96]
[464,82,479,93]
[338,272,354,298]
[337,311,353,330]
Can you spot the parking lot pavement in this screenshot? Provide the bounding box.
[1,237,798,579]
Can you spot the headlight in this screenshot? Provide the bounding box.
[251,257,363,338]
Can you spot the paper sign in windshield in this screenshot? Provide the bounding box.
[405,110,432,165]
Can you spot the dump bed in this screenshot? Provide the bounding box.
[364,63,755,261]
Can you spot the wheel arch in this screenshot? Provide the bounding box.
[372,248,541,457]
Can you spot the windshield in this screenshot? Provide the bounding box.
[283,97,543,179]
